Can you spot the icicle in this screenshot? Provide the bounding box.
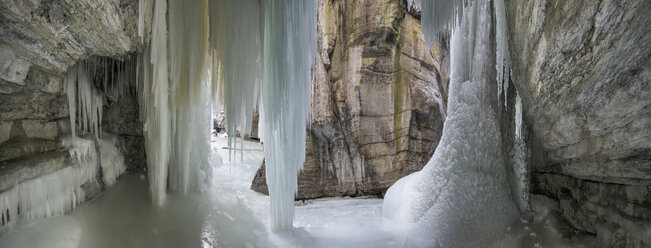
[412,0,464,48]
[140,0,172,206]
[260,0,317,231]
[493,0,510,107]
[511,93,530,214]
[138,0,145,43]
[209,0,261,150]
[63,62,104,139]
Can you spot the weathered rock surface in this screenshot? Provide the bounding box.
[102,85,146,170]
[252,0,448,199]
[506,0,651,246]
[0,0,144,76]
[0,138,61,163]
[0,150,73,192]
[0,0,149,220]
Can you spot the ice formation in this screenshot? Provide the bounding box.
[135,0,316,230]
[4,45,132,230]
[383,0,519,246]
[511,93,531,214]
[409,0,463,48]
[166,0,213,194]
[0,136,97,231]
[209,0,261,148]
[260,0,317,231]
[138,0,172,206]
[63,62,104,139]
[98,134,127,187]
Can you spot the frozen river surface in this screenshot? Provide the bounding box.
[0,136,416,248]
[0,136,597,248]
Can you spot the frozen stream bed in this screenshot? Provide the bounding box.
[0,136,411,248]
[0,136,598,248]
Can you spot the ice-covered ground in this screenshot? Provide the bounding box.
[0,135,597,248]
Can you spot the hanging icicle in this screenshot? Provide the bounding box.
[209,0,261,148]
[135,0,317,230]
[139,0,172,206]
[260,0,317,231]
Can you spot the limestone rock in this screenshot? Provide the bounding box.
[0,121,11,144]
[0,151,74,192]
[0,91,68,121]
[0,138,61,162]
[0,43,31,85]
[21,120,58,140]
[0,0,143,74]
[506,0,651,245]
[252,0,447,199]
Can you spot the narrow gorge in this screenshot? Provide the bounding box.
[0,0,648,247]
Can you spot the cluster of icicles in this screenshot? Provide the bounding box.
[136,0,316,231]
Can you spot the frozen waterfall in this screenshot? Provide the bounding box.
[383,0,519,246]
[136,0,316,230]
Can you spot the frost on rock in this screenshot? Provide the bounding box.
[0,134,127,231]
[63,61,104,139]
[209,0,261,151]
[138,0,216,203]
[0,136,96,231]
[511,93,531,214]
[383,1,518,246]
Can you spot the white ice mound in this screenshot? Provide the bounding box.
[383,80,518,246]
[98,135,126,187]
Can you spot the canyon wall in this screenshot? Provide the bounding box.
[0,0,146,228]
[252,0,449,199]
[506,0,651,246]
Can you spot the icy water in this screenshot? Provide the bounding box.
[0,136,598,248]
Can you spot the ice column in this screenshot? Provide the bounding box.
[260,0,317,231]
[167,0,212,194]
[383,1,518,246]
[139,0,171,206]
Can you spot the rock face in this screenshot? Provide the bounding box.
[0,0,144,75]
[506,0,651,246]
[0,0,148,171]
[102,83,146,170]
[252,0,448,199]
[0,0,146,227]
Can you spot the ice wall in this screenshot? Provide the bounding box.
[99,134,127,187]
[383,1,519,246]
